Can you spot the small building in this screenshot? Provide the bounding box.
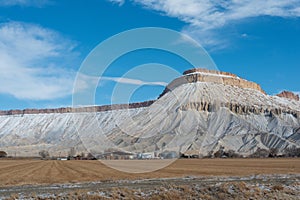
[137,152,156,159]
[57,157,68,161]
[159,151,179,159]
[100,151,135,160]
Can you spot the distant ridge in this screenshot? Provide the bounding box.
[0,100,155,116]
[1,68,299,117]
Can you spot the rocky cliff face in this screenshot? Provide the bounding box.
[179,101,299,119]
[277,91,299,101]
[0,68,299,157]
[159,68,266,98]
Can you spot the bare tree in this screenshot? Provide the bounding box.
[284,147,300,157]
[87,153,96,160]
[269,148,279,157]
[250,148,269,158]
[0,151,7,158]
[39,150,49,159]
[68,147,76,158]
[214,146,225,158]
[81,152,85,158]
[225,150,241,158]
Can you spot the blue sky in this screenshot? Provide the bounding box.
[0,0,299,110]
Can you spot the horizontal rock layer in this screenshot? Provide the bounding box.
[179,102,299,118]
[0,100,155,116]
[183,68,239,78]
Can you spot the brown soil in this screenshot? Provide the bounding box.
[0,158,299,187]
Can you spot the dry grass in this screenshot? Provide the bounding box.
[0,158,299,187]
[12,181,299,200]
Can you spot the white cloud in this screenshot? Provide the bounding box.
[101,76,167,86]
[74,73,167,97]
[119,0,300,49]
[0,22,77,100]
[108,0,124,6]
[76,73,167,87]
[0,0,50,7]
[241,33,248,38]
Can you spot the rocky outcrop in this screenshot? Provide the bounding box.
[0,100,155,116]
[277,91,299,101]
[179,102,300,118]
[159,68,266,98]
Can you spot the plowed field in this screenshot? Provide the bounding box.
[0,158,299,187]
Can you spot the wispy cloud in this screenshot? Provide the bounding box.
[0,0,50,7]
[0,21,77,100]
[116,0,300,49]
[101,76,167,86]
[74,73,167,97]
[76,73,167,87]
[107,0,124,6]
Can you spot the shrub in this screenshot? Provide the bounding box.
[272,185,284,191]
[283,147,300,157]
[249,148,269,158]
[268,148,279,157]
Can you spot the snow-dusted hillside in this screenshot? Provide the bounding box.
[104,82,300,156]
[0,69,299,157]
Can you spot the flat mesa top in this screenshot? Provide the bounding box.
[165,68,265,95]
[183,68,238,78]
